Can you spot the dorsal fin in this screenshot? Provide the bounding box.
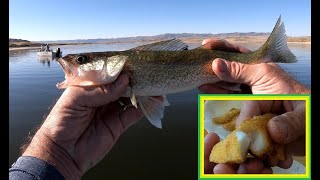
[130,39,188,51]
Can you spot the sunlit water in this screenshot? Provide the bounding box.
[9,43,310,179]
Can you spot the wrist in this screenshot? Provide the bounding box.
[285,73,310,94]
[22,129,82,180]
[292,82,311,94]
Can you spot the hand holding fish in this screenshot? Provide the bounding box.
[22,74,144,179]
[198,38,252,94]
[199,39,310,94]
[201,37,309,174]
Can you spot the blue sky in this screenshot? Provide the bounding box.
[9,0,311,41]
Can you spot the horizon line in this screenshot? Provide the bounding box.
[9,31,311,42]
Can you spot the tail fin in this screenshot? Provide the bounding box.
[256,16,296,63]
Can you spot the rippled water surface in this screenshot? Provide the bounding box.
[9,42,310,179]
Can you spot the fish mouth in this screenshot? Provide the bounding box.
[57,58,74,78]
[56,58,76,89]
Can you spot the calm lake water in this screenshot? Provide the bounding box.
[9,42,310,179]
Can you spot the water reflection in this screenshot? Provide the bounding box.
[37,56,52,67]
[9,49,33,57]
[36,56,62,68]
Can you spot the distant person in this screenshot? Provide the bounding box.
[9,39,310,179]
[56,48,61,57]
[45,44,50,51]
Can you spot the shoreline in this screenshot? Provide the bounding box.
[9,43,93,51]
[9,40,310,51]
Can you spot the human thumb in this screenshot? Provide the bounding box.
[267,105,305,144]
[212,58,255,85]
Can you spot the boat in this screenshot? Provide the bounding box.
[37,55,53,62]
[37,51,54,56]
[37,51,62,57]
[37,45,62,57]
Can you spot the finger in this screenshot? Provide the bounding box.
[74,74,129,107]
[236,100,285,128]
[236,100,278,127]
[211,59,292,93]
[204,133,220,174]
[198,84,233,94]
[213,164,237,174]
[237,158,264,173]
[237,101,282,127]
[276,151,293,169]
[236,101,261,127]
[267,155,279,167]
[268,105,305,144]
[211,58,255,85]
[119,106,145,131]
[261,167,273,174]
[286,136,305,156]
[202,38,251,53]
[96,102,143,142]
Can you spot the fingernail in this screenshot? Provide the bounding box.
[202,39,209,45]
[217,59,227,73]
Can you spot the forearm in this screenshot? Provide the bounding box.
[22,129,82,180]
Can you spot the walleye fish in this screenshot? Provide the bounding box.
[56,16,295,128]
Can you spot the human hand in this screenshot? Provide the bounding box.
[236,100,305,167]
[198,38,251,94]
[22,74,144,179]
[204,132,273,174]
[198,38,310,94]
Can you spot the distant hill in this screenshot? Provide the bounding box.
[9,33,311,49]
[9,38,35,47]
[9,38,30,43]
[33,32,272,44]
[9,38,73,48]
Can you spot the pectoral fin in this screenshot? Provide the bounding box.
[138,96,170,128]
[163,95,170,106]
[130,91,138,108]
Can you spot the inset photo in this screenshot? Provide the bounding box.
[198,95,310,179]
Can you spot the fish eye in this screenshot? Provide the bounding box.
[76,56,87,64]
